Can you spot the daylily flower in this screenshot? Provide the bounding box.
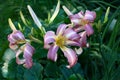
[8,30,26,50]
[7,18,35,69]
[44,24,80,68]
[63,6,96,36]
[16,43,35,68]
[8,18,26,50]
[69,11,96,36]
[8,30,25,44]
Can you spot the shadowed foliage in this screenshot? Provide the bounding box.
[0,0,120,80]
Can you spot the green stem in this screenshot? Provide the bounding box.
[28,35,43,44]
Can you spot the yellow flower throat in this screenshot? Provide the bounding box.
[55,35,66,48]
[81,19,89,26]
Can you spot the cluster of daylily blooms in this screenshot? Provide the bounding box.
[8,19,35,69]
[44,6,96,68]
[7,1,96,69]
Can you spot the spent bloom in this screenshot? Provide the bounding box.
[7,18,35,69]
[44,24,80,68]
[63,6,96,36]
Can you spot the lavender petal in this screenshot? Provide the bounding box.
[47,44,59,62]
[44,31,55,49]
[61,47,77,68]
[56,24,68,35]
[84,24,94,36]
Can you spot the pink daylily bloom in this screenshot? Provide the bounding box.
[70,10,96,26]
[44,24,80,68]
[8,19,26,50]
[16,43,35,69]
[8,30,35,69]
[8,30,26,50]
[8,18,35,69]
[8,30,25,44]
[69,10,96,36]
[63,6,96,36]
[8,31,35,69]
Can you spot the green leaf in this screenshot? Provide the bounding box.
[33,46,47,59]
[2,49,15,62]
[68,74,85,80]
[104,7,110,23]
[102,6,120,40]
[108,16,120,47]
[24,63,43,80]
[94,7,103,21]
[7,58,18,79]
[44,61,60,77]
[2,49,15,78]
[59,63,84,80]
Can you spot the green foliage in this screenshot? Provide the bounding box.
[24,63,43,80]
[0,0,120,80]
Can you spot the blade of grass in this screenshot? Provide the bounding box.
[90,1,117,9]
[102,6,120,40]
[108,16,120,47]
